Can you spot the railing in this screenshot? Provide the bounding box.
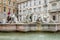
[49,0,56,3]
[48,8,60,12]
[57,8,60,11]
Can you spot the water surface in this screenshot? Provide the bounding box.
[0,32,60,40]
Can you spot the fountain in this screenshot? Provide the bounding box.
[2,13,18,24]
[10,14,18,23]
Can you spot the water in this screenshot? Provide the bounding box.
[0,32,60,40]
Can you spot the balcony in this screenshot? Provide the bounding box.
[48,9,57,13]
[49,0,56,3]
[48,7,60,13]
[16,0,27,3]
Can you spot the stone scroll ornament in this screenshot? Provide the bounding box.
[42,14,50,23]
[11,14,18,23]
[39,14,50,23]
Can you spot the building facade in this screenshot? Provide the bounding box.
[18,0,49,23]
[0,0,17,22]
[18,0,60,23]
[47,0,60,23]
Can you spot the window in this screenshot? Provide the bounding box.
[52,3,57,6]
[20,10,21,12]
[31,0,34,6]
[34,8,39,12]
[21,3,23,9]
[24,2,26,8]
[27,1,31,7]
[35,0,38,5]
[38,7,41,12]
[34,8,38,12]
[17,10,18,14]
[23,10,26,14]
[29,1,31,7]
[28,1,30,7]
[52,14,58,22]
[8,0,11,5]
[20,15,22,22]
[39,0,41,5]
[34,16,36,21]
[21,3,22,9]
[25,2,27,7]
[34,8,37,12]
[25,10,27,14]
[26,1,29,7]
[34,0,36,6]
[44,0,47,4]
[44,6,47,12]
[28,8,32,14]
[4,7,6,12]
[19,10,21,14]
[13,2,15,6]
[20,5,21,9]
[26,2,28,7]
[53,16,56,20]
[52,3,57,10]
[33,15,37,22]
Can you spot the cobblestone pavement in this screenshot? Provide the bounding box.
[0,32,60,40]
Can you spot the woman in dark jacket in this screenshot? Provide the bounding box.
[7,16,11,23]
